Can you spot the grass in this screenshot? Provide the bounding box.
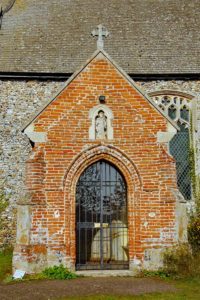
[57,277,200,300]
[0,248,13,281]
[0,250,200,300]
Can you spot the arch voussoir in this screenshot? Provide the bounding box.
[64,145,142,268]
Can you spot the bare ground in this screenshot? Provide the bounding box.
[0,277,177,300]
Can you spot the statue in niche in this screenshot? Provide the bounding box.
[95,110,107,139]
[0,0,16,29]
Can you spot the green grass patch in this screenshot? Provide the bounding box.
[56,277,200,300]
[2,264,78,283]
[139,269,170,279]
[0,248,13,281]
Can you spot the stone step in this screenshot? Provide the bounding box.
[76,270,135,277]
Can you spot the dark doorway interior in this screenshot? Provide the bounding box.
[76,160,128,270]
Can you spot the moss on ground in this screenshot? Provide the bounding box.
[0,249,12,281]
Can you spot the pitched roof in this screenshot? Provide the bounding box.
[0,0,199,74]
[22,49,178,132]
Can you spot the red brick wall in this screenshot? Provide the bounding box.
[19,54,178,270]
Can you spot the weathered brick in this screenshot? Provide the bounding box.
[13,52,181,273]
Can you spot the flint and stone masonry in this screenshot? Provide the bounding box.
[0,0,199,275]
[1,79,199,250]
[0,79,198,254]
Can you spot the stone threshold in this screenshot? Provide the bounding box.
[76,270,135,277]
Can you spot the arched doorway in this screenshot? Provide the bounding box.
[76,160,128,270]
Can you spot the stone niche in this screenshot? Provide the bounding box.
[89,104,113,140]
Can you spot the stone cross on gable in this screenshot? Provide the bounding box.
[91,24,109,50]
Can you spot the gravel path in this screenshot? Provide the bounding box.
[0,277,177,300]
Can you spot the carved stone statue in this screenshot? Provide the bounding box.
[95,110,107,139]
[0,0,16,29]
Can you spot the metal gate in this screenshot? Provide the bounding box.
[76,160,128,270]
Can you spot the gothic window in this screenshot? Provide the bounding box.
[161,96,171,106]
[159,104,165,111]
[168,104,177,120]
[149,91,194,200]
[180,105,189,122]
[150,93,192,130]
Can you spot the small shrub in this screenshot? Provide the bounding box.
[23,272,47,281]
[0,247,13,281]
[163,243,200,278]
[42,265,77,280]
[188,214,200,255]
[3,275,14,284]
[0,190,13,251]
[0,191,9,230]
[141,269,170,279]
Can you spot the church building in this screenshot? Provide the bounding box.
[0,1,199,274]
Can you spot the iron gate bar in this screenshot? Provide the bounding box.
[100,161,103,269]
[76,160,128,270]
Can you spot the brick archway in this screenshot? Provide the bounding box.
[64,144,142,269]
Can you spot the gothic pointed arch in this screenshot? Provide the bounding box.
[63,144,142,189]
[63,144,142,265]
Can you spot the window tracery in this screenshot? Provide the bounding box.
[149,91,194,200]
[150,93,192,129]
